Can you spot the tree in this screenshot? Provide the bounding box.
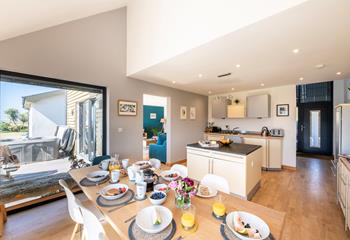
[4,108,19,126]
[19,112,28,126]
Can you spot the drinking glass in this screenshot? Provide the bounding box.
[212,194,226,218]
[181,205,196,230]
[136,181,147,199]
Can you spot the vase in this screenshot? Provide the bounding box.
[175,193,191,209]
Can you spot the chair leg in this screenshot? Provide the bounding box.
[0,202,6,237]
[70,223,79,240]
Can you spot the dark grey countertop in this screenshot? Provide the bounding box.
[187,143,261,156]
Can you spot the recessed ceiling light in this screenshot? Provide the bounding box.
[315,64,325,69]
[336,72,342,75]
[231,87,235,91]
[260,83,265,87]
[235,64,241,68]
[299,77,304,81]
[292,48,299,54]
[208,90,212,94]
[172,81,176,84]
[198,74,203,78]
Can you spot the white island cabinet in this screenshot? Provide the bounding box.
[187,143,262,200]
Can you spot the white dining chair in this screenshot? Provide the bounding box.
[75,199,121,240]
[171,164,188,178]
[201,174,230,194]
[149,158,161,169]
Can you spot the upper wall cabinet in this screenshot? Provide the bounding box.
[227,104,245,118]
[212,98,230,119]
[246,94,271,118]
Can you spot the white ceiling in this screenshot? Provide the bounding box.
[0,0,127,41]
[130,0,350,95]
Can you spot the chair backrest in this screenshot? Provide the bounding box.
[157,133,167,145]
[92,155,111,166]
[149,158,161,169]
[201,174,230,194]
[171,164,188,178]
[227,136,243,144]
[75,199,106,240]
[59,179,83,224]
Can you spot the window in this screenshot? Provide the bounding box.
[309,110,321,148]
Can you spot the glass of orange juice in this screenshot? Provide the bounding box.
[212,195,226,218]
[181,205,196,230]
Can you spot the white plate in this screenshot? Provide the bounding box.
[196,184,217,198]
[86,170,109,182]
[133,161,152,169]
[100,183,129,200]
[136,206,172,234]
[226,211,270,240]
[160,170,180,182]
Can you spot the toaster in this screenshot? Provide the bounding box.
[269,129,284,137]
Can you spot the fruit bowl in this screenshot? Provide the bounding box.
[219,139,233,146]
[149,191,167,205]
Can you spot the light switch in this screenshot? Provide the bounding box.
[118,128,123,133]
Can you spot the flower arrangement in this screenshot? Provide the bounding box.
[169,177,197,208]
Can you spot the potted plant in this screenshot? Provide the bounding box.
[169,178,197,209]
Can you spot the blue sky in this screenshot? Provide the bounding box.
[0,81,57,122]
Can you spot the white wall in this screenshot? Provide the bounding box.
[209,85,297,167]
[0,8,208,162]
[29,92,66,137]
[127,0,307,75]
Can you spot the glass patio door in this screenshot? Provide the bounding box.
[78,98,96,161]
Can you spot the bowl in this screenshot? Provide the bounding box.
[160,170,180,182]
[219,139,233,146]
[86,170,109,182]
[100,183,129,200]
[149,191,167,205]
[154,183,170,193]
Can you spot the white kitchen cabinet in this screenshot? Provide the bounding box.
[246,94,270,118]
[337,158,349,230]
[268,138,283,170]
[187,146,262,199]
[227,104,245,118]
[212,98,229,119]
[243,138,268,168]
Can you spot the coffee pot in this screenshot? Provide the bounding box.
[143,168,159,192]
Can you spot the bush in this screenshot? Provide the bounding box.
[0,121,11,131]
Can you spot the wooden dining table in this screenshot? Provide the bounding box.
[69,165,286,240]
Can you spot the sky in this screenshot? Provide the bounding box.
[0,81,58,122]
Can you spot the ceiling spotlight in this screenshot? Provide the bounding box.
[299,77,304,81]
[198,74,203,78]
[231,87,235,91]
[292,48,299,54]
[315,64,325,69]
[172,81,176,84]
[208,90,212,94]
[336,72,342,75]
[235,64,241,68]
[260,83,265,87]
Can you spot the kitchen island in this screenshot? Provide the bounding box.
[187,143,262,200]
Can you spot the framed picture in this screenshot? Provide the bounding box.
[276,104,289,117]
[150,113,157,119]
[180,106,187,119]
[190,107,196,120]
[118,100,137,116]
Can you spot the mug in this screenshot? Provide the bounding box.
[135,170,144,184]
[111,170,120,183]
[136,181,147,199]
[121,159,129,169]
[100,159,110,170]
[127,166,136,181]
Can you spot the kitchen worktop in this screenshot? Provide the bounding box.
[187,142,261,156]
[204,132,284,139]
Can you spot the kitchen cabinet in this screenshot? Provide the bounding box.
[268,138,283,169]
[227,104,245,118]
[187,145,262,199]
[212,98,230,119]
[337,157,349,230]
[243,138,268,169]
[246,94,270,118]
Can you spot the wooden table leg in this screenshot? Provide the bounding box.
[0,202,6,237]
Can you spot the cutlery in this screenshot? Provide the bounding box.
[124,214,136,223]
[175,236,184,240]
[108,200,136,213]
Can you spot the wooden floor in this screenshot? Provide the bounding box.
[2,156,349,240]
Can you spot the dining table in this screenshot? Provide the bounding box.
[69,164,286,240]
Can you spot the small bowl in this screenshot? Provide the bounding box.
[154,183,170,193]
[149,191,167,205]
[86,170,109,182]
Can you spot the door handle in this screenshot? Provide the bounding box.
[300,124,304,132]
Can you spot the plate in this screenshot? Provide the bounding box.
[160,170,180,182]
[196,184,217,198]
[100,183,129,200]
[136,206,173,234]
[226,211,270,240]
[86,170,109,182]
[133,161,152,169]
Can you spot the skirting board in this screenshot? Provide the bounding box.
[166,159,187,167]
[282,165,297,171]
[229,181,260,201]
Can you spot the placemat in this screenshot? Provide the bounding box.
[220,219,274,240]
[96,189,135,207]
[128,219,176,240]
[79,176,109,187]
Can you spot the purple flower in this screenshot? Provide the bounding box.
[168,181,178,190]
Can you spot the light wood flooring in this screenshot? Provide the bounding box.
[2,156,350,240]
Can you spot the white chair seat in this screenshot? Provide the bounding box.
[201,174,230,194]
[170,164,188,178]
